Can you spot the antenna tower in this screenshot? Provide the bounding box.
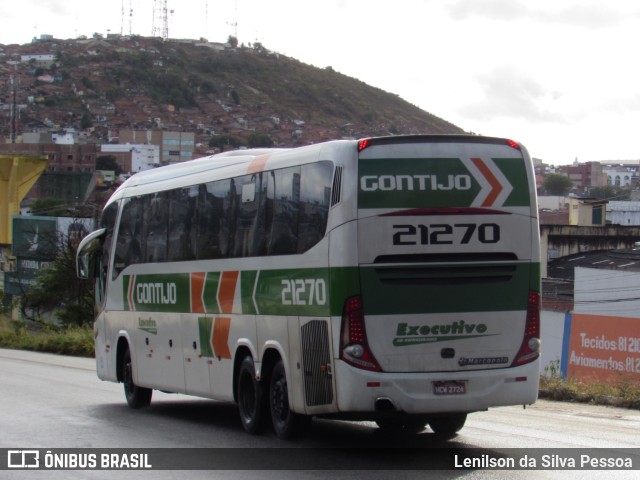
[152,0,169,39]
[129,0,133,36]
[121,0,133,35]
[121,0,125,35]
[226,0,238,39]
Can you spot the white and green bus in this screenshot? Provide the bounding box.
[77,135,541,439]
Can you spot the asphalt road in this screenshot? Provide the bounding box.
[0,348,638,480]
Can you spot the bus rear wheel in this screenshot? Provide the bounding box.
[122,347,152,409]
[428,413,467,436]
[237,356,264,434]
[269,359,310,439]
[375,415,428,434]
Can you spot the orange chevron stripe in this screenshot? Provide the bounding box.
[218,270,239,314]
[190,272,206,313]
[247,154,269,174]
[471,157,502,207]
[212,317,232,359]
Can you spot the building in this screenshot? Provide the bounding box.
[560,161,607,194]
[602,166,639,187]
[606,201,640,226]
[568,198,607,226]
[118,130,195,165]
[101,144,160,174]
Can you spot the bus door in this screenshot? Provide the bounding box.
[124,273,187,393]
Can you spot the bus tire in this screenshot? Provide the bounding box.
[122,347,152,409]
[428,413,467,436]
[269,359,310,439]
[375,415,428,434]
[237,356,264,434]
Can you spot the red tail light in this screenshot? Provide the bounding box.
[339,295,382,372]
[511,291,541,367]
[357,139,372,152]
[506,139,521,150]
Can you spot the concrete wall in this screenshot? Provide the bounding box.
[541,310,565,373]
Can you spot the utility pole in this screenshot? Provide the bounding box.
[9,74,18,144]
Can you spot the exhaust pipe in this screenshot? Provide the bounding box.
[375,397,397,412]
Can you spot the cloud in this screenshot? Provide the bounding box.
[447,0,628,29]
[457,66,571,123]
[447,0,529,21]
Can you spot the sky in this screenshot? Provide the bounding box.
[1,0,639,165]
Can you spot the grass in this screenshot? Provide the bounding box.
[0,314,94,358]
[1,314,638,410]
[539,361,640,410]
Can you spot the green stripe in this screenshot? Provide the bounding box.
[253,268,331,316]
[241,270,259,314]
[121,262,539,317]
[493,158,530,207]
[203,272,221,314]
[123,273,190,312]
[359,263,539,315]
[358,157,531,209]
[198,317,213,357]
[358,158,479,209]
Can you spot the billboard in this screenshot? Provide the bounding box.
[4,216,91,295]
[561,312,640,385]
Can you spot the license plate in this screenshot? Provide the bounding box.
[433,380,466,395]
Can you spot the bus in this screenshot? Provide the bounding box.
[76,135,541,439]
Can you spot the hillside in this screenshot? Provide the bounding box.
[0,35,464,150]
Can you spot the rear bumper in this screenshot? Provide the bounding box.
[333,359,540,415]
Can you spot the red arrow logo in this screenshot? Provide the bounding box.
[471,157,503,207]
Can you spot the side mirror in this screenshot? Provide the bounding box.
[75,228,106,279]
[77,251,90,279]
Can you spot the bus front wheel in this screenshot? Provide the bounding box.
[237,356,264,434]
[121,347,152,409]
[269,359,310,439]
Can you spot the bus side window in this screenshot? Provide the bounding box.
[297,161,332,253]
[168,187,193,261]
[144,192,168,263]
[196,179,232,259]
[98,201,118,299]
[231,174,265,257]
[113,197,144,279]
[266,166,300,255]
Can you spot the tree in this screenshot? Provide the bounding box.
[96,155,122,175]
[209,134,245,150]
[30,197,68,217]
[543,174,573,196]
[589,185,630,201]
[80,112,93,129]
[248,132,274,148]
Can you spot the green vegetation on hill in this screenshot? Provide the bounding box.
[0,36,464,145]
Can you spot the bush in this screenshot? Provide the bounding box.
[0,317,94,357]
